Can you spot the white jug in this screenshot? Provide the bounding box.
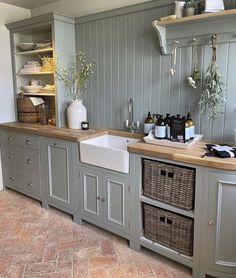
[175,1,185,18]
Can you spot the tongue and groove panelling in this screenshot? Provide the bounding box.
[76,0,236,143]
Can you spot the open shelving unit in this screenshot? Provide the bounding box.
[152,9,236,54]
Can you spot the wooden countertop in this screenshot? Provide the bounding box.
[0,122,143,142]
[128,141,236,171]
[1,122,236,171]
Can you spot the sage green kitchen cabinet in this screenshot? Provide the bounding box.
[0,130,42,200]
[42,137,78,218]
[79,164,130,237]
[200,169,236,278]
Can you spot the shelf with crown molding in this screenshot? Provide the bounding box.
[152,9,236,55]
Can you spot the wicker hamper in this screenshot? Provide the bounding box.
[143,203,194,256]
[142,159,195,211]
[17,96,39,123]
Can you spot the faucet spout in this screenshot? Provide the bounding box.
[128,98,133,124]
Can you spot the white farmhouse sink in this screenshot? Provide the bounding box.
[80,135,139,173]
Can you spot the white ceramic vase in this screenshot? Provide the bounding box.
[175,1,185,18]
[67,99,87,129]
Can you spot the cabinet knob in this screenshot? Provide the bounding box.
[8,155,13,159]
[25,140,32,145]
[7,137,12,141]
[10,176,14,180]
[26,159,32,165]
[54,142,58,146]
[97,196,101,200]
[101,197,106,202]
[28,182,34,187]
[208,220,215,226]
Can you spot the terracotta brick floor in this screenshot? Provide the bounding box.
[0,189,192,277]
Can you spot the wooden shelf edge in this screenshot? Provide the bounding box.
[15,48,53,55]
[17,71,54,75]
[22,92,55,96]
[156,9,236,27]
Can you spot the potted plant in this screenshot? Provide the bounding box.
[184,0,196,16]
[54,52,95,129]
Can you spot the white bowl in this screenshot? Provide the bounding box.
[17,43,36,51]
[22,85,43,93]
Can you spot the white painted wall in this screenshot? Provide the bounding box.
[31,0,153,18]
[0,3,30,190]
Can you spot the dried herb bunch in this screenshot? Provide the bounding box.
[199,34,225,119]
[54,52,95,100]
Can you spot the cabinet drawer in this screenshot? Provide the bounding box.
[2,164,42,199]
[1,143,40,175]
[1,130,39,150]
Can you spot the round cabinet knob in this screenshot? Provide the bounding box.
[26,159,32,165]
[208,220,215,226]
[7,137,12,141]
[10,176,14,180]
[28,182,34,187]
[54,142,58,146]
[101,197,106,202]
[97,196,101,200]
[25,140,32,145]
[8,155,13,159]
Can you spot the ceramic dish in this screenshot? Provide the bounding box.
[22,85,43,93]
[17,43,36,51]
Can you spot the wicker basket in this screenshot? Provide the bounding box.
[143,203,194,256]
[142,159,195,211]
[17,96,39,123]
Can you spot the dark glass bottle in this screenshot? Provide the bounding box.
[164,113,171,140]
[144,112,155,135]
[154,115,166,139]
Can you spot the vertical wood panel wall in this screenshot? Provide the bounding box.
[76,0,236,142]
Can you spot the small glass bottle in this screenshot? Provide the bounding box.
[39,103,48,125]
[187,112,195,140]
[183,116,190,142]
[164,113,171,140]
[144,112,155,135]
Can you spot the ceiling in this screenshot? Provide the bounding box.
[0,0,60,9]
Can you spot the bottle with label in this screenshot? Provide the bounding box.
[164,113,171,140]
[183,116,190,142]
[187,112,195,140]
[144,112,155,135]
[154,115,166,139]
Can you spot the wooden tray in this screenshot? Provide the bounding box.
[143,131,203,149]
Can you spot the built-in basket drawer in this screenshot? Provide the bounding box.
[2,164,42,200]
[142,159,195,211]
[1,143,40,175]
[1,130,39,150]
[143,203,194,256]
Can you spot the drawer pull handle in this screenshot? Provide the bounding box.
[27,159,32,165]
[10,176,14,180]
[7,137,12,141]
[208,220,215,226]
[8,155,13,159]
[26,140,32,145]
[28,182,34,187]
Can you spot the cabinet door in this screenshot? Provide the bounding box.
[103,174,130,234]
[206,171,236,274]
[80,167,103,222]
[44,138,74,210]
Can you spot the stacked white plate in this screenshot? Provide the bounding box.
[22,85,43,93]
[19,61,42,73]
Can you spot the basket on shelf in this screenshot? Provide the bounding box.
[142,159,195,211]
[17,95,39,123]
[143,203,194,256]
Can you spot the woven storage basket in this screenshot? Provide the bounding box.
[143,203,194,256]
[17,96,39,123]
[142,159,195,211]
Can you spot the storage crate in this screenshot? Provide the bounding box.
[142,159,195,210]
[143,203,194,256]
[17,95,39,123]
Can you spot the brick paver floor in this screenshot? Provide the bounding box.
[0,189,192,277]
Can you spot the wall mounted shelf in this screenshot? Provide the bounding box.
[152,9,236,54]
[17,72,54,75]
[15,48,53,56]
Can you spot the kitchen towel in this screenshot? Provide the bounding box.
[206,144,236,158]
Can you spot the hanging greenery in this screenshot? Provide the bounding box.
[199,34,225,120]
